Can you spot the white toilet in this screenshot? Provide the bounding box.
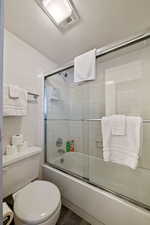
[14,180,61,225]
[3,147,61,225]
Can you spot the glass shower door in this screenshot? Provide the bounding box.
[88,39,150,209]
[45,69,89,179]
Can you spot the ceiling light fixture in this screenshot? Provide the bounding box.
[35,0,79,31]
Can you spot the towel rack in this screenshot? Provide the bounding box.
[27,92,39,98]
[86,118,150,123]
[45,118,150,123]
[27,92,39,103]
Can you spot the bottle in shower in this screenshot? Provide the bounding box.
[66,141,70,152]
[70,140,75,152]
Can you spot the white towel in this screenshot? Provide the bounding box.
[101,116,143,169]
[111,115,126,135]
[9,85,19,99]
[4,85,27,116]
[74,49,96,83]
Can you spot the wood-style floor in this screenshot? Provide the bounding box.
[56,206,91,225]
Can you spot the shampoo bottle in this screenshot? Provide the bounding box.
[66,141,70,152]
[70,140,75,152]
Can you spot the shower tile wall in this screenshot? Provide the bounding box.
[86,40,150,171]
[102,41,150,170]
[46,73,69,160]
[46,72,87,160]
[46,120,69,160]
[88,62,105,158]
[89,41,150,206]
[46,61,105,160]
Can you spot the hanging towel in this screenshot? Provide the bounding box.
[101,116,143,169]
[9,85,19,99]
[111,114,126,135]
[4,85,27,116]
[74,49,96,83]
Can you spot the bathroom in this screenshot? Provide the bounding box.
[1,0,150,225]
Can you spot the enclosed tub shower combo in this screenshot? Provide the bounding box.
[43,30,150,225]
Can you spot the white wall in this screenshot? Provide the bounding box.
[3,29,57,150]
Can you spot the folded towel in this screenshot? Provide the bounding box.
[4,85,27,116]
[101,116,143,169]
[9,85,19,99]
[74,49,96,83]
[111,115,126,135]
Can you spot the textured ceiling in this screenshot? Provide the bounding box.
[5,0,150,65]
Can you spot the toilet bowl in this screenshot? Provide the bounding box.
[13,180,61,225]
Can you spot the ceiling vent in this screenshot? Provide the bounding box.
[35,0,79,32]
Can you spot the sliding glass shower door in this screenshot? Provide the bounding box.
[45,37,150,209]
[45,69,90,179]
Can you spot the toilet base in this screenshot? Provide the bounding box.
[14,203,61,225]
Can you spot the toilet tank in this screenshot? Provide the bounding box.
[3,146,42,198]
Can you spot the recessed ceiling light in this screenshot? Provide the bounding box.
[35,0,79,31]
[43,0,72,25]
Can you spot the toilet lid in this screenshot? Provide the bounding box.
[14,180,61,225]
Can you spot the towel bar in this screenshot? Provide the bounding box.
[86,118,150,123]
[27,92,39,98]
[27,92,39,103]
[45,118,150,123]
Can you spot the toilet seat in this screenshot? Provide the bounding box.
[14,180,61,225]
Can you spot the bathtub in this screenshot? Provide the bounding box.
[43,152,150,225]
[52,152,89,178]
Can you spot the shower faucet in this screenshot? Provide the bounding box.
[56,138,63,147]
[57,149,65,155]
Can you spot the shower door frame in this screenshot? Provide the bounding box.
[44,28,150,212]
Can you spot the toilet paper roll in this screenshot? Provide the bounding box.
[3,202,14,225]
[11,134,23,146]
